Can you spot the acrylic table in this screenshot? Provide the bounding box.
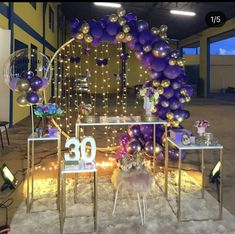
[166,137,223,222]
[26,132,61,213]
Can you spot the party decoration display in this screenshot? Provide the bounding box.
[3,48,52,107]
[34,103,64,118]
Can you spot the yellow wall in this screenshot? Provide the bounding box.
[14,2,43,36]
[0,13,8,29]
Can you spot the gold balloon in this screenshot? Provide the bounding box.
[166,112,174,120]
[76,32,84,40]
[116,32,125,41]
[160,24,168,33]
[118,17,126,26]
[84,34,93,43]
[81,23,90,34]
[155,144,163,154]
[185,96,191,102]
[177,57,186,67]
[125,33,133,42]
[117,7,126,17]
[109,14,118,22]
[151,106,157,113]
[17,95,29,107]
[180,88,187,96]
[161,79,170,88]
[169,58,177,66]
[151,27,160,35]
[160,32,167,39]
[153,80,160,88]
[157,87,164,95]
[123,25,130,33]
[16,79,30,92]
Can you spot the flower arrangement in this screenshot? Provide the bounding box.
[139,86,159,104]
[34,103,64,118]
[117,151,145,172]
[194,120,210,128]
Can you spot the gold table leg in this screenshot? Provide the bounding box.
[164,124,168,199]
[153,124,156,173]
[201,149,205,199]
[27,140,30,213]
[219,149,223,220]
[31,141,34,207]
[57,133,62,210]
[94,171,97,232]
[177,149,182,222]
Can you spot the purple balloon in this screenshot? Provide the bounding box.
[128,125,141,138]
[9,78,20,91]
[30,76,43,91]
[138,30,152,45]
[141,53,155,69]
[90,22,103,39]
[106,22,120,36]
[101,32,115,43]
[135,51,144,60]
[156,152,164,161]
[119,134,131,148]
[140,124,153,139]
[152,41,170,58]
[160,97,170,108]
[127,40,136,50]
[169,98,182,111]
[26,91,39,104]
[171,81,181,90]
[151,58,167,72]
[163,65,181,79]
[163,87,174,99]
[148,70,162,79]
[126,139,142,154]
[182,85,194,97]
[137,20,149,32]
[173,109,190,120]
[134,41,142,52]
[125,13,137,22]
[169,148,186,161]
[71,18,80,29]
[157,106,170,120]
[145,141,154,155]
[170,50,181,59]
[91,38,101,47]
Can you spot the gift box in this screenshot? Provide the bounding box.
[170,129,192,143]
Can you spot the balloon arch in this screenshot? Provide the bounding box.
[44,7,193,158]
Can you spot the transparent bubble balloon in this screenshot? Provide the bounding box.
[3,48,52,106]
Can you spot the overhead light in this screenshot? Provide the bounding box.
[94,2,122,8]
[1,163,18,191]
[170,10,196,16]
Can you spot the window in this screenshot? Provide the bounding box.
[49,6,54,32]
[29,2,36,9]
[182,47,200,55]
[210,37,235,55]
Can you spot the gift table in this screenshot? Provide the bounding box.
[166,137,223,222]
[75,116,169,196]
[26,132,61,213]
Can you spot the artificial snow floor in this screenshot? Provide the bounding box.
[10,171,235,234]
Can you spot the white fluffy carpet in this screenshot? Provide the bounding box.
[10,171,235,234]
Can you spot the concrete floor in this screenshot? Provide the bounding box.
[0,95,235,226]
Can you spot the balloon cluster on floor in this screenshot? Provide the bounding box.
[71,7,193,160]
[3,48,52,107]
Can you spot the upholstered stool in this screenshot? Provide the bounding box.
[0,121,10,149]
[111,167,153,225]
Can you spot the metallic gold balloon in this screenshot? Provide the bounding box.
[151,27,160,35]
[153,80,160,88]
[185,96,191,102]
[123,25,130,33]
[155,144,163,154]
[151,106,157,113]
[172,120,180,128]
[125,33,133,42]
[161,79,170,88]
[81,23,90,34]
[160,33,167,39]
[169,58,177,66]
[116,32,125,41]
[118,17,126,26]
[117,7,126,17]
[167,122,171,127]
[76,32,84,40]
[157,87,164,95]
[160,24,168,33]
[84,34,93,43]
[180,88,187,96]
[109,14,118,22]
[17,94,29,107]
[177,57,186,67]
[166,112,174,120]
[16,79,30,92]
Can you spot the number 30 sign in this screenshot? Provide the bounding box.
[64,136,96,163]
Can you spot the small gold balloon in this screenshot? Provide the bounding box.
[117,7,126,17]
[76,32,84,40]
[151,106,157,113]
[160,32,167,39]
[116,32,125,41]
[125,33,133,42]
[153,80,160,88]
[118,17,126,26]
[185,96,191,102]
[109,14,118,22]
[169,58,177,66]
[180,88,187,96]
[81,23,90,34]
[16,79,30,92]
[161,79,170,88]
[155,144,163,154]
[151,27,160,35]
[166,112,174,120]
[167,122,171,127]
[123,25,130,33]
[16,95,29,107]
[84,34,93,43]
[157,87,164,95]
[160,24,168,33]
[172,120,180,128]
[177,57,186,67]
